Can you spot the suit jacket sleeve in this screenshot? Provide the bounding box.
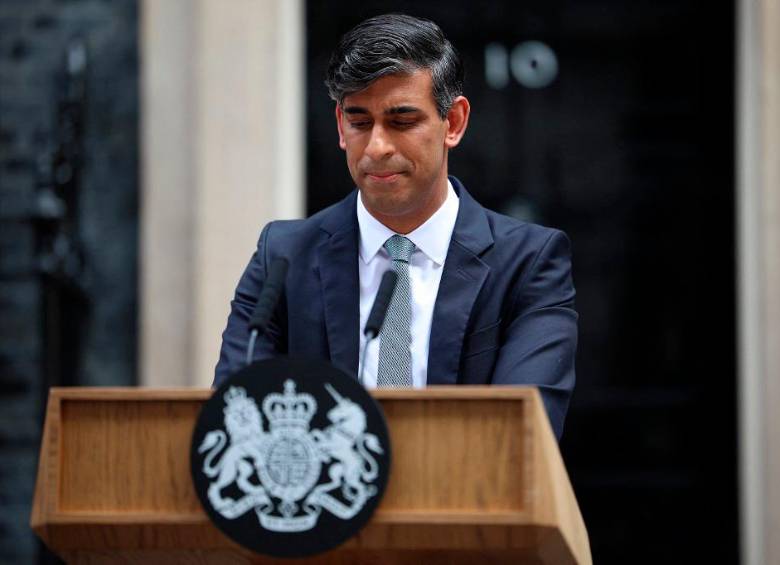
[492,229,577,439]
[213,223,285,387]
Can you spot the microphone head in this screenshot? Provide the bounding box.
[364,270,398,339]
[265,257,289,287]
[248,257,289,334]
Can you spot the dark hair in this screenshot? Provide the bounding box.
[324,14,464,119]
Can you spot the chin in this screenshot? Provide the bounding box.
[363,188,412,211]
[367,201,407,219]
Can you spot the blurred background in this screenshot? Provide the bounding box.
[1,0,778,563]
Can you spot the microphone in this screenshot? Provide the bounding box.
[245,258,289,365]
[359,270,397,383]
[364,270,398,339]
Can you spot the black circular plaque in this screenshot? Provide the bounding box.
[190,358,392,558]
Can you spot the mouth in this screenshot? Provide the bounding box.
[365,171,402,183]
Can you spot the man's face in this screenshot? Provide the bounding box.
[336,69,465,232]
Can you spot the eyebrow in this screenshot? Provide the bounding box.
[343,105,422,116]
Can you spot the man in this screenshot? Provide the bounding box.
[214,14,577,439]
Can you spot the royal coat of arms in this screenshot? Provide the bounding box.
[196,379,385,533]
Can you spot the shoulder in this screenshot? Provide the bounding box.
[258,191,358,258]
[451,176,570,260]
[483,213,572,301]
[483,208,567,247]
[454,188,573,303]
[472,205,575,314]
[456,186,571,263]
[485,211,573,299]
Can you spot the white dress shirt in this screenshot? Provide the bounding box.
[357,180,460,387]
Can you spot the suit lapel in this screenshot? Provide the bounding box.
[317,192,360,378]
[427,178,494,384]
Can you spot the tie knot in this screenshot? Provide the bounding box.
[384,235,415,263]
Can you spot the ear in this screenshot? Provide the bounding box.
[335,105,347,150]
[444,96,470,149]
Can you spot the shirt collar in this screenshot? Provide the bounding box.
[357,179,460,266]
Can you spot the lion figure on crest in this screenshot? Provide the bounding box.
[198,386,267,510]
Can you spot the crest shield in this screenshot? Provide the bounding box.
[190,358,392,558]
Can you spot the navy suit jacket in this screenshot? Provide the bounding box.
[214,177,577,438]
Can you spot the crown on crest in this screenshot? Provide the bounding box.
[262,379,316,430]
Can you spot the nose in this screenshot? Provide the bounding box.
[364,124,394,160]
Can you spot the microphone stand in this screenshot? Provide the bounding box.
[358,270,398,385]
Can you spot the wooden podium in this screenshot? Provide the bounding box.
[31,386,591,564]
